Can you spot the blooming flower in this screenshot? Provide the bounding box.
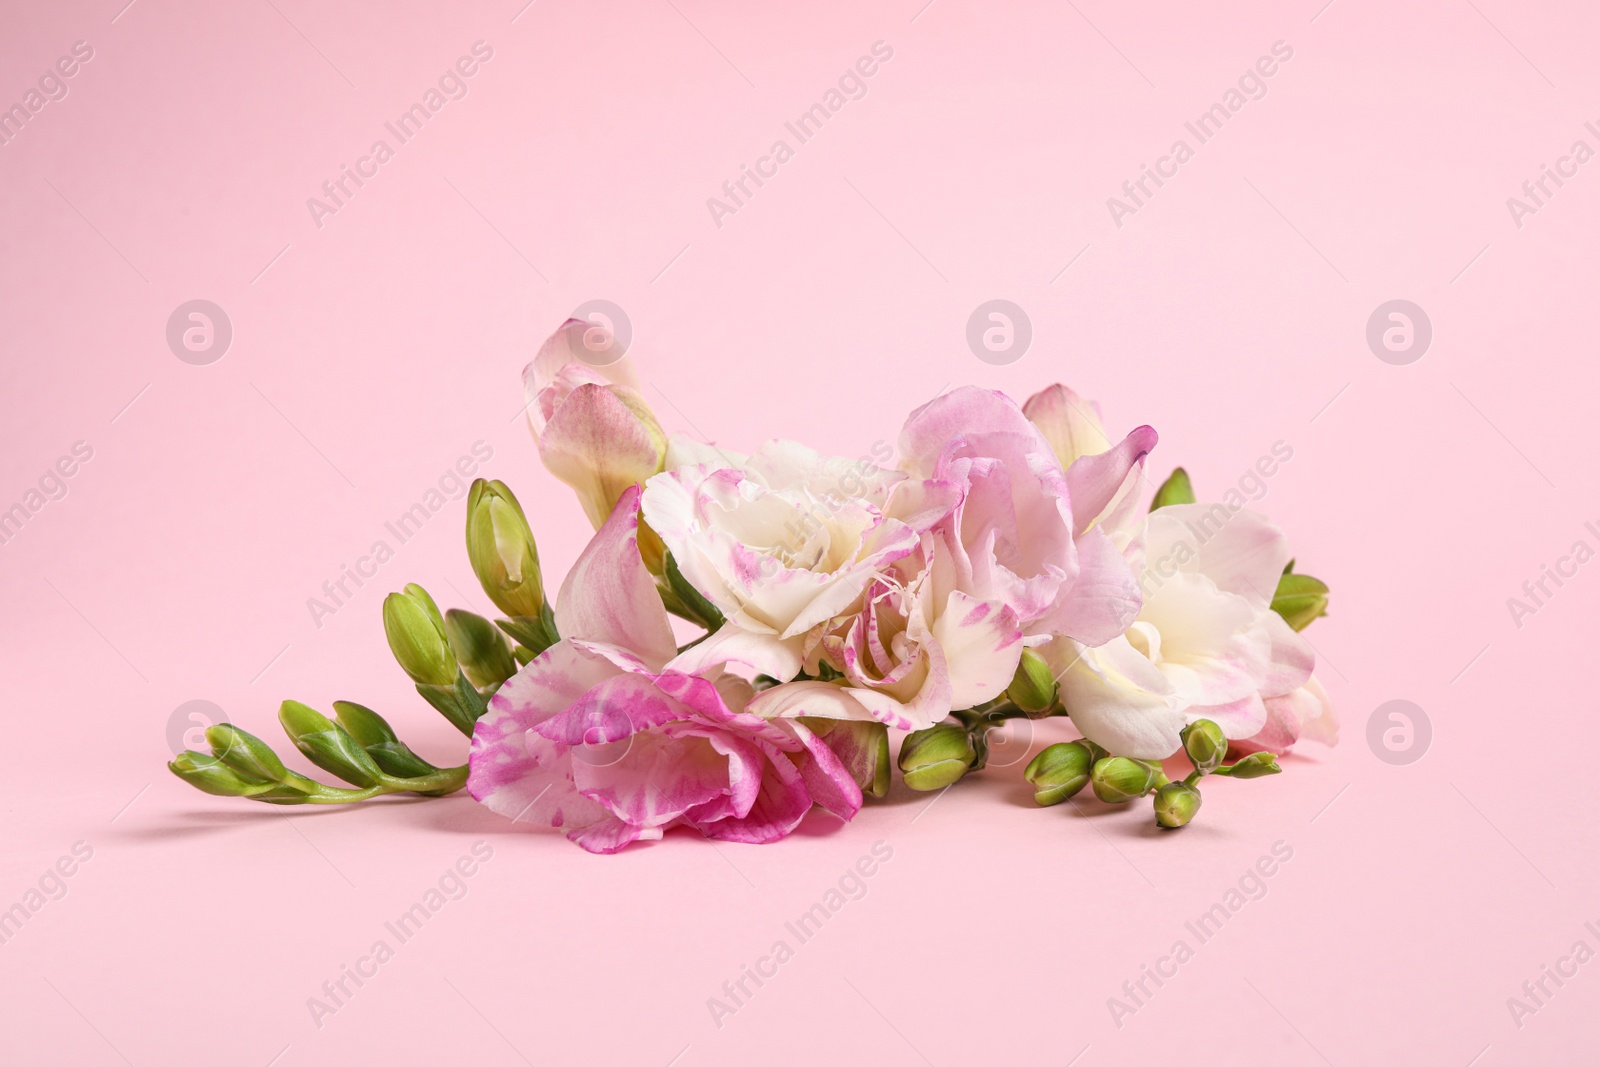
[899,385,1158,646]
[468,485,862,853]
[641,439,958,681]
[1044,503,1325,759]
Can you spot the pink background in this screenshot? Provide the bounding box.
[2,0,1597,1063]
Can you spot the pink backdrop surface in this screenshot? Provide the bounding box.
[2,1,1597,1064]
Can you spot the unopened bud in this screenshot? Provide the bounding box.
[278,700,385,788]
[1272,571,1329,632]
[444,609,518,691]
[206,724,289,784]
[1153,781,1202,828]
[1218,751,1282,779]
[1181,719,1227,776]
[1150,467,1196,510]
[1091,756,1166,803]
[898,724,977,791]
[167,752,275,798]
[383,585,456,687]
[466,479,546,620]
[1023,742,1093,805]
[1007,649,1059,715]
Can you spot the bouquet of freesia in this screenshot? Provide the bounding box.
[170,318,1335,852]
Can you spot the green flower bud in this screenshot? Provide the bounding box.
[1091,756,1166,803]
[278,700,385,788]
[1023,742,1093,805]
[383,585,457,688]
[1150,467,1196,510]
[1007,648,1059,715]
[205,724,290,784]
[1271,572,1329,632]
[466,479,546,620]
[1180,719,1227,776]
[444,609,518,691]
[332,700,441,781]
[1218,751,1282,779]
[167,752,276,797]
[898,724,977,791]
[1153,781,1203,828]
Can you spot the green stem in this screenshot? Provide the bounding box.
[283,764,468,804]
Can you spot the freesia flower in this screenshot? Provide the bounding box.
[468,485,862,854]
[640,439,958,682]
[523,318,668,531]
[1044,503,1324,759]
[898,386,1157,646]
[1234,675,1338,756]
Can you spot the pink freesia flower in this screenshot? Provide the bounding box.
[523,319,668,530]
[1234,675,1338,756]
[898,385,1157,646]
[468,485,862,854]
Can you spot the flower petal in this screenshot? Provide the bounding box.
[555,485,678,670]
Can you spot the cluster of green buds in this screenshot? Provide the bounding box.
[1022,719,1282,829]
[171,476,560,807]
[170,701,467,804]
[897,685,1051,791]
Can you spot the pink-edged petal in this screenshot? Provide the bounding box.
[466,723,613,837]
[1048,636,1187,760]
[566,818,663,855]
[687,742,812,844]
[533,673,688,745]
[665,623,806,682]
[1187,692,1269,740]
[1144,506,1290,607]
[1022,384,1113,470]
[1256,612,1316,697]
[537,383,666,530]
[783,719,863,821]
[571,730,729,829]
[748,679,876,723]
[930,592,1023,710]
[800,718,886,799]
[555,485,678,669]
[898,386,1047,478]
[1064,424,1158,536]
[652,670,801,750]
[1043,526,1144,646]
[524,319,644,417]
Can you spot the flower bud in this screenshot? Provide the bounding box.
[332,700,440,781]
[1153,781,1202,828]
[465,479,546,620]
[444,609,518,691]
[1149,467,1196,510]
[206,724,290,784]
[897,724,977,791]
[1023,742,1093,805]
[1181,719,1227,776]
[278,700,385,788]
[167,752,275,797]
[1091,756,1165,803]
[1271,571,1329,632]
[1007,648,1059,715]
[383,585,457,688]
[1219,751,1282,779]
